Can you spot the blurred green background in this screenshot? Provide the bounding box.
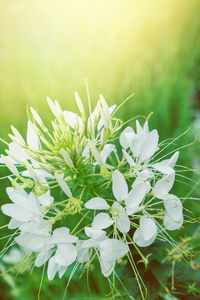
[0,0,200,299]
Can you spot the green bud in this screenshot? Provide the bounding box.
[100,128,106,146]
[30,107,48,133]
[29,122,44,138]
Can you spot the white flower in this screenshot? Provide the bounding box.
[82,224,128,278]
[2,188,44,224]
[1,187,53,252]
[45,227,78,280]
[120,120,159,164]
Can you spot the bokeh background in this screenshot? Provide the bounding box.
[0,0,200,299]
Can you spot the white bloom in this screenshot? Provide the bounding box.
[120,120,159,163]
[2,188,44,223]
[45,227,78,280]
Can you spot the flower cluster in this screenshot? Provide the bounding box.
[0,93,184,291]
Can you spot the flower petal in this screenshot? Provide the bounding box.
[163,213,183,231]
[120,127,135,150]
[99,258,114,277]
[35,249,54,267]
[140,217,157,241]
[125,183,149,210]
[122,149,135,167]
[112,170,128,202]
[112,202,130,233]
[99,239,128,261]
[85,197,109,210]
[164,195,183,220]
[152,162,174,174]
[49,227,78,244]
[27,121,39,149]
[55,244,77,267]
[153,172,175,199]
[84,227,106,239]
[140,129,159,161]
[133,228,156,247]
[63,111,83,132]
[100,144,116,165]
[47,256,58,280]
[1,204,33,222]
[92,213,113,229]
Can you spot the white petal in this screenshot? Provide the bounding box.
[84,227,106,239]
[50,227,78,244]
[116,216,130,233]
[8,218,23,229]
[35,249,54,267]
[55,244,77,266]
[140,130,159,161]
[130,135,144,158]
[143,121,149,134]
[136,120,143,135]
[122,149,135,167]
[100,94,110,119]
[100,144,116,165]
[112,170,128,202]
[120,127,135,150]
[15,232,45,250]
[92,213,113,229]
[164,195,182,220]
[82,145,90,160]
[162,151,179,168]
[47,256,58,280]
[153,172,175,199]
[77,241,90,263]
[140,217,157,241]
[9,142,29,161]
[63,111,83,132]
[1,204,33,222]
[163,213,183,231]
[59,266,68,278]
[99,239,128,261]
[133,228,156,247]
[152,162,174,174]
[126,205,142,216]
[131,170,153,187]
[125,183,149,210]
[38,190,54,207]
[27,121,39,149]
[112,202,130,233]
[82,235,108,248]
[6,187,27,202]
[85,197,109,210]
[100,258,114,277]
